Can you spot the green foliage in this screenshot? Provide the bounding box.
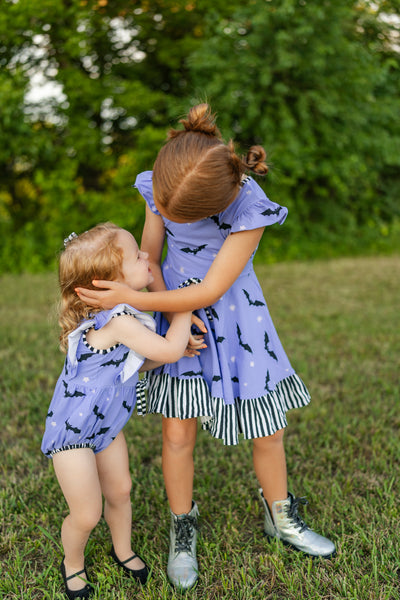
[189,0,400,232]
[0,0,399,272]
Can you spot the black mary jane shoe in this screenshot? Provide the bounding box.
[110,545,150,585]
[60,558,93,599]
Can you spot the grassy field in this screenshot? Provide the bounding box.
[0,255,399,600]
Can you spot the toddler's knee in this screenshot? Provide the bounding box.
[118,475,133,499]
[106,475,132,506]
[72,504,102,532]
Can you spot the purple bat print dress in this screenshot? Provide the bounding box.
[41,304,155,457]
[134,171,310,445]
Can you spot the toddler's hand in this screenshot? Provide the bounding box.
[184,334,207,357]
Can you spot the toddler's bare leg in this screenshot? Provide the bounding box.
[53,449,102,592]
[97,432,145,571]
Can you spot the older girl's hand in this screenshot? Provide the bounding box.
[75,280,136,309]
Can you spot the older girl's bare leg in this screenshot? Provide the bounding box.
[252,428,287,509]
[162,417,197,514]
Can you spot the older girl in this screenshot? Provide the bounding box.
[77,106,336,590]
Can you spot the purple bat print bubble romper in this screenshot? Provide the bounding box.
[134,171,310,445]
[41,305,155,457]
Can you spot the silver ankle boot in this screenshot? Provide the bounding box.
[259,489,336,558]
[167,501,199,589]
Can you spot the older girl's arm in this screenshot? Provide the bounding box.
[76,227,264,313]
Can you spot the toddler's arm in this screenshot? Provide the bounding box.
[94,311,192,366]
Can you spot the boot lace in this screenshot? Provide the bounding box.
[174,515,198,553]
[286,495,309,533]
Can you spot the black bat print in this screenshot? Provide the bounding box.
[264,332,278,361]
[97,426,111,435]
[212,375,222,382]
[216,336,225,343]
[63,381,86,398]
[93,405,105,420]
[209,215,219,226]
[242,289,265,307]
[46,410,54,418]
[209,215,231,230]
[219,222,231,230]
[181,370,203,377]
[231,376,239,383]
[85,432,96,440]
[65,419,81,434]
[261,206,282,217]
[64,359,69,376]
[100,351,129,368]
[77,352,93,362]
[122,400,132,412]
[209,307,219,320]
[165,227,175,237]
[236,324,253,353]
[265,370,272,392]
[180,244,207,255]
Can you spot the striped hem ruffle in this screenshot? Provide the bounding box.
[146,373,310,445]
[47,443,96,456]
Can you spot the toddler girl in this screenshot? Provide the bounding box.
[42,223,193,598]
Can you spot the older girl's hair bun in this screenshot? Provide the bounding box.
[169,103,221,139]
[242,145,269,175]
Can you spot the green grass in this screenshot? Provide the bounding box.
[0,256,399,599]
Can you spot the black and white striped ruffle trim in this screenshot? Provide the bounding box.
[82,310,133,354]
[135,377,148,416]
[48,442,96,456]
[146,372,310,446]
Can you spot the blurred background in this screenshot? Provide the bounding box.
[1,0,399,273]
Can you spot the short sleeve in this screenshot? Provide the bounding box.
[133,171,160,215]
[228,178,288,234]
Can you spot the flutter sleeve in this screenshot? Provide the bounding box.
[105,304,156,383]
[133,171,160,215]
[229,177,288,233]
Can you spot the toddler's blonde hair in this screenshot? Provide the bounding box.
[58,222,124,352]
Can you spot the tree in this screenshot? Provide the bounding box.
[189,0,400,253]
[0,0,227,271]
[0,0,399,271]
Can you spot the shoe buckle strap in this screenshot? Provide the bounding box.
[65,568,87,582]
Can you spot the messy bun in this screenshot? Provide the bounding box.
[242,145,269,176]
[182,103,221,136]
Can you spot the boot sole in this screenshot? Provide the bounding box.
[263,530,336,559]
[168,577,198,592]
